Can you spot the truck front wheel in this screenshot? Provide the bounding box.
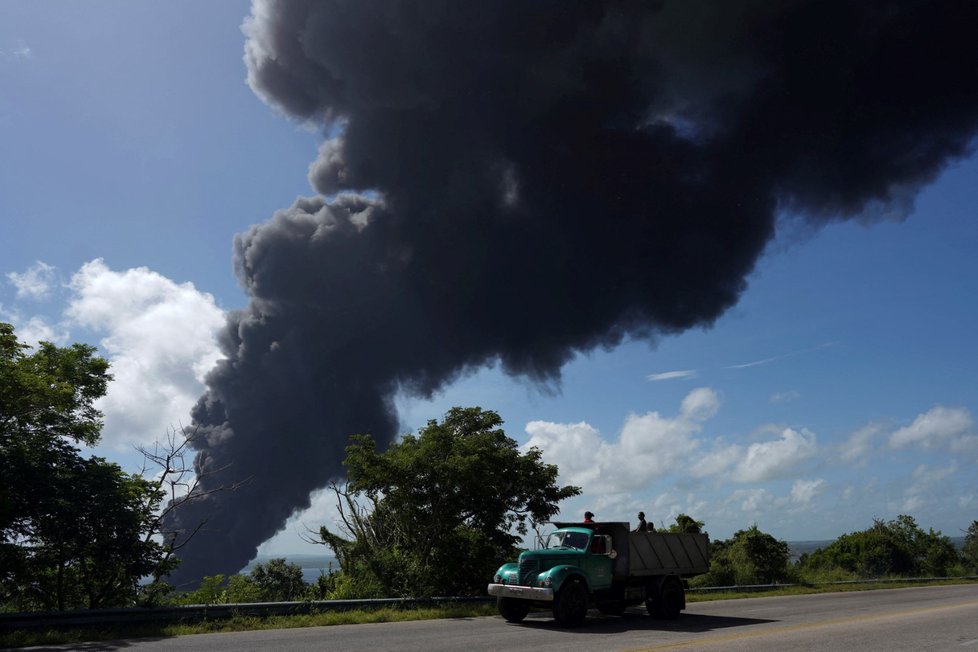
[553,579,588,627]
[497,597,530,623]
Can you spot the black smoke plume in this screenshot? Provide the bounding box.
[167,0,978,584]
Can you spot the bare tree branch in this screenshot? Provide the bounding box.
[133,425,251,581]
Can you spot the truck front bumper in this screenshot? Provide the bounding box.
[487,583,555,601]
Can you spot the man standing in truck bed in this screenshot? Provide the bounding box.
[634,511,653,532]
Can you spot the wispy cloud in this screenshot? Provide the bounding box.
[839,422,886,466]
[1,39,33,61]
[897,461,958,513]
[790,478,825,504]
[770,390,800,403]
[0,307,68,347]
[726,342,834,370]
[7,261,58,299]
[647,369,698,382]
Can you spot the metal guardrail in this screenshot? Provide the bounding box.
[0,596,494,630]
[687,575,978,594]
[3,577,976,630]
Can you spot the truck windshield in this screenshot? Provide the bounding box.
[545,530,589,551]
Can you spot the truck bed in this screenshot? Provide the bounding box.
[625,532,710,576]
[549,522,711,579]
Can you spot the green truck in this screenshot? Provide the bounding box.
[487,521,710,627]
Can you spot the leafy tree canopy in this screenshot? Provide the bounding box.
[669,514,705,534]
[963,521,978,573]
[0,323,176,611]
[250,558,306,602]
[800,515,958,578]
[698,524,791,586]
[319,407,581,597]
[0,323,109,444]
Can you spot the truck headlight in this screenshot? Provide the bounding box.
[494,573,503,583]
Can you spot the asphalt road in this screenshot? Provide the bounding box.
[24,584,978,652]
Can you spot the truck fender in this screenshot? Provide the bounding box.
[544,565,590,594]
[492,562,520,583]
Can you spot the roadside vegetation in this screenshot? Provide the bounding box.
[688,514,976,589]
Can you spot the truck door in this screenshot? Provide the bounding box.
[585,534,614,590]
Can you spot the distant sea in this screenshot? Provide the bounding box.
[788,536,967,562]
[242,553,338,583]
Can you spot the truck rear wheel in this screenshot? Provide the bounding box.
[646,576,684,619]
[497,596,530,623]
[553,579,588,627]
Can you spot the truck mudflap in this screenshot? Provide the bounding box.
[487,583,555,601]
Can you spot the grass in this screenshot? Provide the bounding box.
[4,578,977,648]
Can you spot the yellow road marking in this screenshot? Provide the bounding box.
[623,599,978,651]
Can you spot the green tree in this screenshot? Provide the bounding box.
[318,407,581,597]
[173,574,228,605]
[225,574,262,603]
[698,525,790,586]
[0,323,177,611]
[249,558,306,602]
[727,525,791,584]
[800,516,958,579]
[963,521,978,573]
[695,538,735,587]
[1,323,109,537]
[668,514,705,534]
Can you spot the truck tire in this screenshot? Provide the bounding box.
[552,579,588,627]
[497,596,530,623]
[646,576,684,619]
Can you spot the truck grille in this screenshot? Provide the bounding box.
[518,559,539,586]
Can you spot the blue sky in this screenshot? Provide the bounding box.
[2,2,976,559]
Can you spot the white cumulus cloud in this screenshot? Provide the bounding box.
[522,420,606,489]
[524,387,721,494]
[889,406,974,450]
[732,427,817,482]
[65,259,225,450]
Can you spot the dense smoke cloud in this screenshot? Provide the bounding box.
[167,0,978,584]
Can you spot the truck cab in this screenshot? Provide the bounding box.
[494,527,614,591]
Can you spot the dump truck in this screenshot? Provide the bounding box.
[487,521,710,627]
